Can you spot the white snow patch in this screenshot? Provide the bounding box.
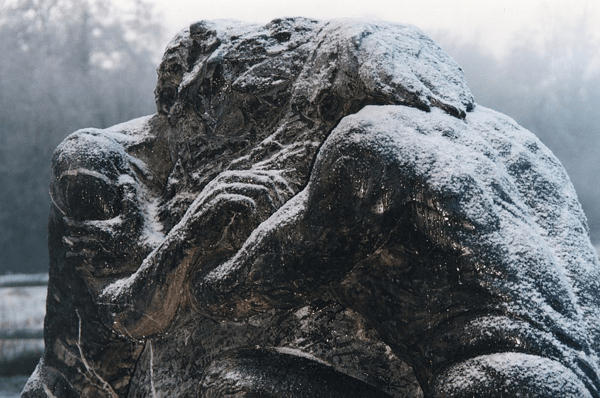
[142,196,165,247]
[272,347,330,366]
[0,274,48,287]
[294,306,310,319]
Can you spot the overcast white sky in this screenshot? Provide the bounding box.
[147,0,600,57]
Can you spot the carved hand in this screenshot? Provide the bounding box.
[96,169,294,338]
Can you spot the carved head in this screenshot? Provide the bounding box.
[153,18,474,173]
[49,130,148,289]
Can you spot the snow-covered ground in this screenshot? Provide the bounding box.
[0,278,47,395]
[0,274,48,288]
[0,284,46,338]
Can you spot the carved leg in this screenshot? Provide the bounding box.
[430,353,591,398]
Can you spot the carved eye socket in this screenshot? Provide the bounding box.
[57,173,122,221]
[158,85,178,115]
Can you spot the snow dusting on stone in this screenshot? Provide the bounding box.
[319,104,600,388]
[29,16,600,397]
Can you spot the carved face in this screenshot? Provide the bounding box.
[154,19,319,170]
[154,17,474,175]
[51,132,129,218]
[50,131,148,287]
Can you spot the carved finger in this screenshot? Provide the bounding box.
[205,183,278,221]
[210,170,293,207]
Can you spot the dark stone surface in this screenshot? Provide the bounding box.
[23,17,600,397]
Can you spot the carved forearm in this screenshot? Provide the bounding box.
[97,225,199,338]
[97,170,293,337]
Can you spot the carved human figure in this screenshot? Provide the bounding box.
[190,103,600,397]
[24,18,600,397]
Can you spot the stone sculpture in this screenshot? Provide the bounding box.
[23,18,600,397]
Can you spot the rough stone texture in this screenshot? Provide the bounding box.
[23,18,600,397]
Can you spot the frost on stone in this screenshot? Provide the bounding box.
[316,105,600,394]
[437,352,593,397]
[24,16,600,398]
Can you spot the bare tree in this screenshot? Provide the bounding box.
[0,0,166,274]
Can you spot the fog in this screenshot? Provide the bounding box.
[429,10,600,245]
[0,0,598,274]
[0,0,164,273]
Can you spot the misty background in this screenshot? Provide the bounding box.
[0,0,598,275]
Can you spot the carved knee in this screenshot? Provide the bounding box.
[430,353,592,398]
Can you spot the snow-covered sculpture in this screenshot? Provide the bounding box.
[24,18,600,397]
